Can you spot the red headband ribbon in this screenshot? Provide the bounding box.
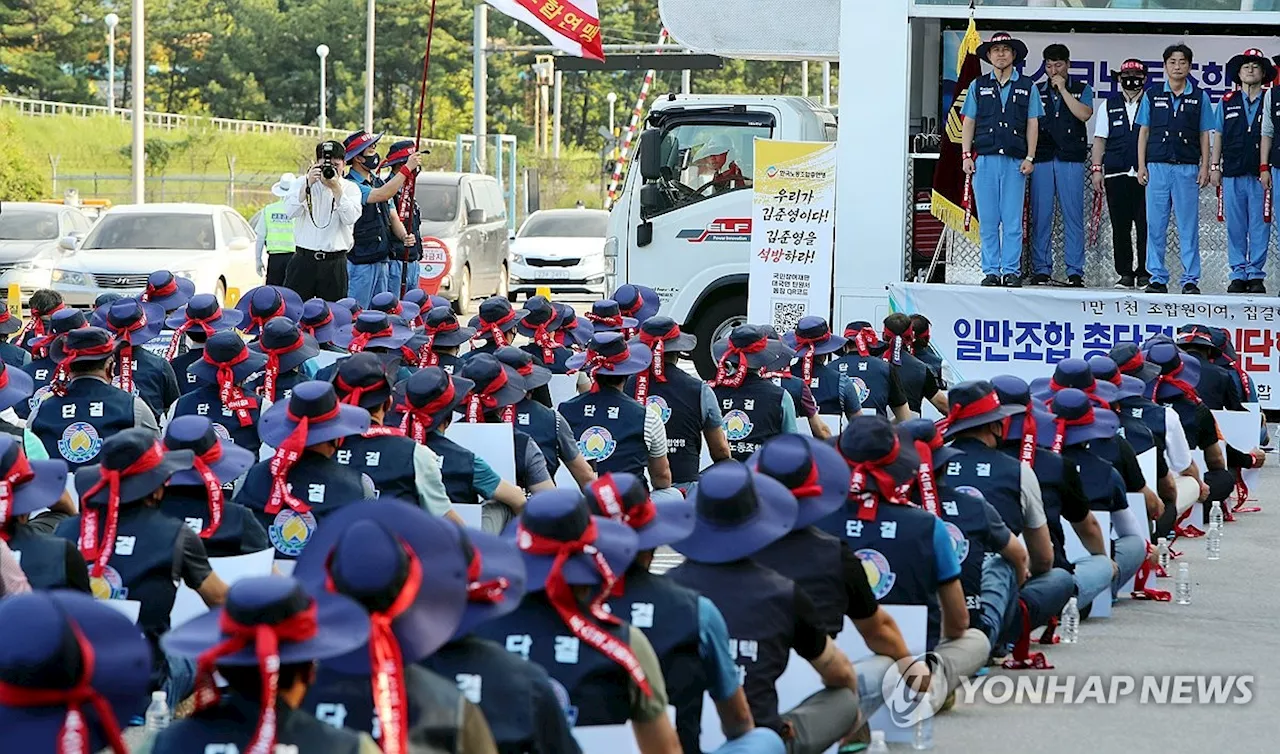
[141,277,179,303]
[51,341,116,397]
[847,327,879,357]
[335,373,387,410]
[583,347,632,391]
[19,302,65,343]
[300,308,334,339]
[109,313,152,396]
[1151,361,1201,405]
[934,391,1002,434]
[401,380,457,443]
[712,338,768,388]
[349,325,394,355]
[266,404,342,516]
[418,319,459,367]
[78,443,167,578]
[466,544,511,603]
[248,298,286,333]
[464,370,516,424]
[1019,403,1038,466]
[882,328,913,366]
[1051,408,1096,454]
[844,437,909,522]
[475,310,517,347]
[633,326,677,406]
[588,474,657,530]
[167,310,223,361]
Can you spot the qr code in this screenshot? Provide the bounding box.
[771,300,807,333]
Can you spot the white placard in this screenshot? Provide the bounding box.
[1063,510,1114,619]
[171,549,276,628]
[572,707,676,753]
[99,598,142,624]
[749,139,837,333]
[446,422,517,485]
[549,374,581,410]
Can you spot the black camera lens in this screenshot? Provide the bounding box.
[321,165,337,180]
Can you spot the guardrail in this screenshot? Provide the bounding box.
[0,95,451,149]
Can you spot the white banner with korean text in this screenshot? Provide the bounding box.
[749,139,837,334]
[889,283,1279,408]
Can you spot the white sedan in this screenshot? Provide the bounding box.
[0,202,94,303]
[51,203,262,307]
[507,208,609,301]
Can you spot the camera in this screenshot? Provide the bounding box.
[321,164,337,180]
[317,141,340,180]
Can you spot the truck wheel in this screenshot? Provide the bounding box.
[689,296,747,380]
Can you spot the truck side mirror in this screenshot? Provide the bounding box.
[639,184,662,215]
[467,208,485,225]
[638,129,662,182]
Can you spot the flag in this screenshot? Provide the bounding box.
[485,0,604,61]
[931,12,982,244]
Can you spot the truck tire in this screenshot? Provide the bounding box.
[689,296,747,380]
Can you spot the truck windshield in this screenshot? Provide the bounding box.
[662,123,772,202]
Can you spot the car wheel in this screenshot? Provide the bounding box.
[214,279,227,307]
[690,296,748,380]
[451,266,472,315]
[497,263,510,299]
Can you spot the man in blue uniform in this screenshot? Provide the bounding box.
[151,577,380,753]
[832,322,911,421]
[169,331,267,456]
[383,139,426,297]
[332,310,421,383]
[710,325,799,462]
[1091,58,1151,288]
[466,296,523,360]
[1213,48,1274,293]
[0,435,87,592]
[162,293,245,396]
[91,297,180,420]
[418,305,477,374]
[234,284,304,338]
[496,346,598,487]
[1030,43,1094,287]
[1137,43,1217,295]
[14,289,65,353]
[961,32,1044,287]
[343,130,420,307]
[17,307,87,422]
[782,316,862,419]
[516,295,577,373]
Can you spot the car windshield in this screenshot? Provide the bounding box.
[81,213,216,251]
[519,212,608,238]
[416,184,461,223]
[0,210,60,241]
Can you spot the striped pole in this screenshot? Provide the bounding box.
[605,28,670,209]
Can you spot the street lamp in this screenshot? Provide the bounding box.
[130,0,145,203]
[607,92,618,161]
[316,44,330,131]
[104,13,119,116]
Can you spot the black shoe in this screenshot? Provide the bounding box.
[1003,274,1023,288]
[1115,275,1135,289]
[1144,281,1168,294]
[981,274,1000,287]
[1228,279,1248,293]
[1182,283,1201,295]
[1068,275,1085,288]
[1029,273,1051,286]
[1249,279,1267,294]
[1137,275,1152,288]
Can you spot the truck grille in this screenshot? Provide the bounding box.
[92,273,150,289]
[525,257,580,267]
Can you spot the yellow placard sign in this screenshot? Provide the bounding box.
[7,284,21,322]
[225,287,241,308]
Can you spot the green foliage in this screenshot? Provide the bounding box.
[0,114,51,200]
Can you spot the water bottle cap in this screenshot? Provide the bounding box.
[871,731,887,742]
[152,691,166,702]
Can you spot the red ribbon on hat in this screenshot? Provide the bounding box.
[581,347,632,392]
[401,380,457,443]
[1151,361,1201,405]
[634,324,681,404]
[882,328,913,366]
[588,474,657,529]
[585,312,624,329]
[247,296,286,334]
[464,370,516,423]
[466,543,511,603]
[1050,377,1110,410]
[842,435,909,522]
[141,276,180,303]
[166,309,224,361]
[934,391,1002,434]
[846,327,879,357]
[204,348,259,428]
[192,443,225,538]
[1019,403,1038,466]
[104,311,154,394]
[474,310,517,347]
[529,319,561,365]
[912,440,941,516]
[266,403,342,515]
[0,619,128,754]
[18,301,64,344]
[1050,407,1097,454]
[335,372,387,409]
[418,318,460,367]
[556,313,582,345]
[190,600,319,754]
[1116,350,1146,375]
[260,335,307,403]
[795,331,830,385]
[712,337,768,388]
[516,518,654,698]
[300,308,334,339]
[0,445,36,541]
[51,340,116,397]
[78,443,167,578]
[780,458,825,501]
[349,325,394,355]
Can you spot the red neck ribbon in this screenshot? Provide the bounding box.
[934,391,1002,434]
[205,349,258,428]
[583,348,631,392]
[1019,403,1038,466]
[418,319,460,367]
[912,440,940,516]
[712,338,767,388]
[0,447,36,537]
[843,436,910,522]
[349,325,393,355]
[21,302,65,342]
[190,602,319,754]
[111,314,152,395]
[634,327,678,404]
[795,332,830,385]
[78,443,166,578]
[51,341,115,397]
[193,443,225,538]
[261,337,306,403]
[167,311,223,361]
[401,381,456,443]
[882,329,913,366]
[464,370,515,424]
[474,311,517,348]
[1225,355,1253,397]
[335,373,387,410]
[516,519,654,697]
[300,308,334,339]
[142,277,179,303]
[586,312,623,329]
[266,405,341,515]
[588,474,657,529]
[1151,362,1201,405]
[847,327,878,357]
[466,544,511,603]
[0,621,127,754]
[529,319,560,365]
[1051,409,1096,454]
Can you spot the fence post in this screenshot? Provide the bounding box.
[227,155,237,207]
[49,154,60,196]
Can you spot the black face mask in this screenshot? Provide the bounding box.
[1121,78,1145,90]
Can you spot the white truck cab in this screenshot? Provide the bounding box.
[605,93,836,376]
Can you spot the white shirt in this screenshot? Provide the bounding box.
[1093,97,1142,178]
[1019,462,1048,530]
[282,178,363,252]
[1162,406,1194,474]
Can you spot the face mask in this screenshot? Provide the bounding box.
[1121,78,1144,90]
[363,154,381,170]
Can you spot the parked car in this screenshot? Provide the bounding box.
[51,203,261,307]
[507,208,609,301]
[413,172,510,313]
[0,202,94,303]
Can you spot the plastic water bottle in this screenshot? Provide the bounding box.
[1060,596,1080,644]
[1157,537,1170,570]
[1207,523,1222,561]
[867,730,890,754]
[912,714,934,750]
[144,690,170,732]
[1175,562,1192,605]
[1210,500,1224,531]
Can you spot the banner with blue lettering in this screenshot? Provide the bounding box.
[890,283,1280,408]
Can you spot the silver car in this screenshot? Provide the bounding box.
[0,203,93,302]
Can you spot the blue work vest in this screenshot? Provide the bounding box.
[972,73,1035,160]
[790,360,844,416]
[233,453,368,560]
[754,527,847,637]
[1220,90,1264,178]
[627,368,705,485]
[609,568,705,754]
[1000,443,1072,571]
[424,432,483,505]
[150,695,364,754]
[713,374,785,462]
[1269,90,1280,165]
[832,353,893,417]
[1118,395,1166,457]
[1035,80,1090,163]
[0,341,28,368]
[7,524,70,590]
[348,171,391,265]
[560,389,649,478]
[945,437,1025,535]
[1103,94,1141,174]
[158,487,269,559]
[32,378,135,470]
[336,429,419,504]
[434,352,462,375]
[1064,446,1127,512]
[119,347,176,419]
[1145,85,1207,165]
[17,356,56,421]
[513,398,562,479]
[304,664,463,753]
[934,484,993,629]
[520,344,575,374]
[172,384,264,457]
[474,593,634,727]
[667,559,794,735]
[170,347,203,395]
[422,636,545,753]
[247,368,305,405]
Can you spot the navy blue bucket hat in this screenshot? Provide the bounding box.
[449,522,527,638]
[993,374,1056,450]
[163,414,256,488]
[421,306,477,348]
[1143,342,1202,402]
[332,351,396,410]
[336,311,415,352]
[235,285,305,335]
[937,379,1024,438]
[711,324,796,387]
[140,269,196,312]
[1110,342,1162,383]
[164,293,244,359]
[782,316,848,357]
[299,298,353,345]
[459,353,528,420]
[91,298,166,346]
[612,284,661,323]
[0,360,33,413]
[189,330,269,385]
[1046,388,1121,452]
[585,299,639,333]
[1087,355,1147,401]
[516,295,565,339]
[554,303,595,348]
[674,460,799,564]
[566,332,653,377]
[258,380,371,448]
[74,427,194,508]
[400,367,474,441]
[900,417,963,469]
[0,434,68,520]
[370,291,421,324]
[584,472,696,551]
[750,434,848,529]
[1030,358,1120,407]
[468,297,521,346]
[837,415,921,505]
[495,346,553,390]
[509,488,639,588]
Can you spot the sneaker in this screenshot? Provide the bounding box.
[1068,275,1085,288]
[981,274,1000,287]
[1003,274,1023,288]
[1137,275,1152,288]
[1115,275,1135,288]
[1248,279,1267,294]
[1182,283,1201,295]
[1144,281,1168,294]
[1029,273,1051,286]
[1228,279,1249,293]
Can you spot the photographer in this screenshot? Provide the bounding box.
[343,130,422,307]
[282,140,363,302]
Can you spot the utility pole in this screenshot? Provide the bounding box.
[822,61,831,107]
[364,0,375,133]
[801,60,810,98]
[131,0,145,203]
[472,3,488,171]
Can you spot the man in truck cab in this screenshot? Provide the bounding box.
[690,135,749,194]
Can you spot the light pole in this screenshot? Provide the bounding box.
[606,91,617,161]
[316,44,330,131]
[363,0,374,133]
[131,0,145,203]
[104,13,119,116]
